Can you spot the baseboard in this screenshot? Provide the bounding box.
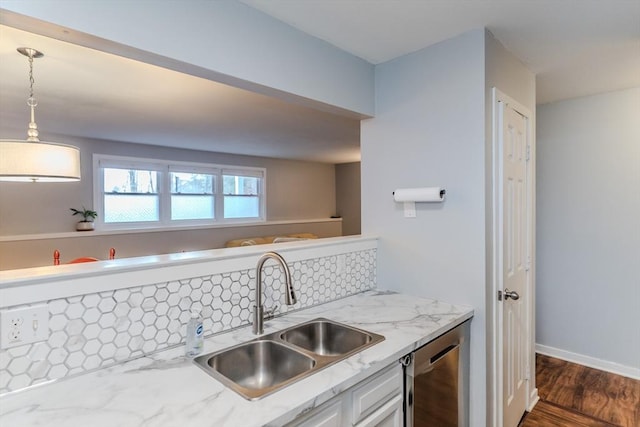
[527,388,539,412]
[536,344,640,380]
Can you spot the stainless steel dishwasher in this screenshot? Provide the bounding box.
[402,320,470,427]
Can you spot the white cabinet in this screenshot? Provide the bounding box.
[288,399,345,427]
[354,395,403,427]
[351,364,403,424]
[286,363,403,427]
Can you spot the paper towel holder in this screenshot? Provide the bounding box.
[392,187,446,218]
[391,189,446,198]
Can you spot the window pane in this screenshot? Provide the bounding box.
[171,195,214,220]
[224,195,259,218]
[104,168,158,193]
[170,172,213,194]
[223,175,259,195]
[97,157,266,227]
[104,194,159,222]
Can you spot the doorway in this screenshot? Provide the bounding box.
[490,88,537,427]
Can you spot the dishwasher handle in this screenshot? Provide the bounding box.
[408,327,465,377]
[412,343,459,375]
[430,344,458,365]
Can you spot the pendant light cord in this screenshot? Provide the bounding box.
[25,49,40,142]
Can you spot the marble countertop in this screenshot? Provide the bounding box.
[0,290,473,427]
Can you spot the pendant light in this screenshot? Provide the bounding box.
[0,47,81,182]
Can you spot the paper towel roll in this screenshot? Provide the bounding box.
[393,187,445,202]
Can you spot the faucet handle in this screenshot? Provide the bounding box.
[264,304,279,320]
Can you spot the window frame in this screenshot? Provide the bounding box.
[93,154,266,230]
[168,165,218,223]
[221,169,264,220]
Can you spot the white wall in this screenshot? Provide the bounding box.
[362,29,535,426]
[0,0,374,116]
[536,88,640,373]
[335,162,361,235]
[362,30,488,425]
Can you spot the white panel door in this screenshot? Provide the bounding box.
[502,104,529,427]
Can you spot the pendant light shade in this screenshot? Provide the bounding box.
[0,140,81,182]
[0,47,81,183]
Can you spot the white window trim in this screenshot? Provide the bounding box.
[93,154,266,231]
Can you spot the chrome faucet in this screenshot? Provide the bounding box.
[253,251,296,335]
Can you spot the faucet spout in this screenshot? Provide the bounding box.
[253,251,296,335]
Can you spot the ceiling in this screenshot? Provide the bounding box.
[1,1,638,163]
[241,0,640,105]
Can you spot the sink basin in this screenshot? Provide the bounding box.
[194,340,315,399]
[193,318,384,400]
[280,319,374,356]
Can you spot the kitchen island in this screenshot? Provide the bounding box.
[0,290,472,427]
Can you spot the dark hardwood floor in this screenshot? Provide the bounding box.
[519,354,640,427]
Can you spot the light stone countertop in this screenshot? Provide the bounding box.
[0,290,473,427]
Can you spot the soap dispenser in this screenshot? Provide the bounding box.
[185,310,204,357]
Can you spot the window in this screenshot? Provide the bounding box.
[94,155,265,229]
[223,171,261,219]
[103,167,159,223]
[170,170,215,221]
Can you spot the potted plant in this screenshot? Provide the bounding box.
[71,207,97,231]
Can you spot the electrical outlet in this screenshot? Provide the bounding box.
[8,328,21,342]
[0,305,49,349]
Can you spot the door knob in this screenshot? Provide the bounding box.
[503,289,520,301]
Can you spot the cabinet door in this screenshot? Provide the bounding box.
[355,394,403,427]
[287,399,344,427]
[351,364,403,424]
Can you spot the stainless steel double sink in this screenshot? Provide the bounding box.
[193,318,385,400]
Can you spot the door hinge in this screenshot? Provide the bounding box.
[526,145,531,161]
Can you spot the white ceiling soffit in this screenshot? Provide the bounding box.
[0,25,361,164]
[240,0,640,105]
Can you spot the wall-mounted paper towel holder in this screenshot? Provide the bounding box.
[393,187,445,218]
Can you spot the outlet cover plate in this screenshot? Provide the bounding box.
[0,304,49,349]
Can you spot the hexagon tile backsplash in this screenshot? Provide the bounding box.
[0,249,376,395]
